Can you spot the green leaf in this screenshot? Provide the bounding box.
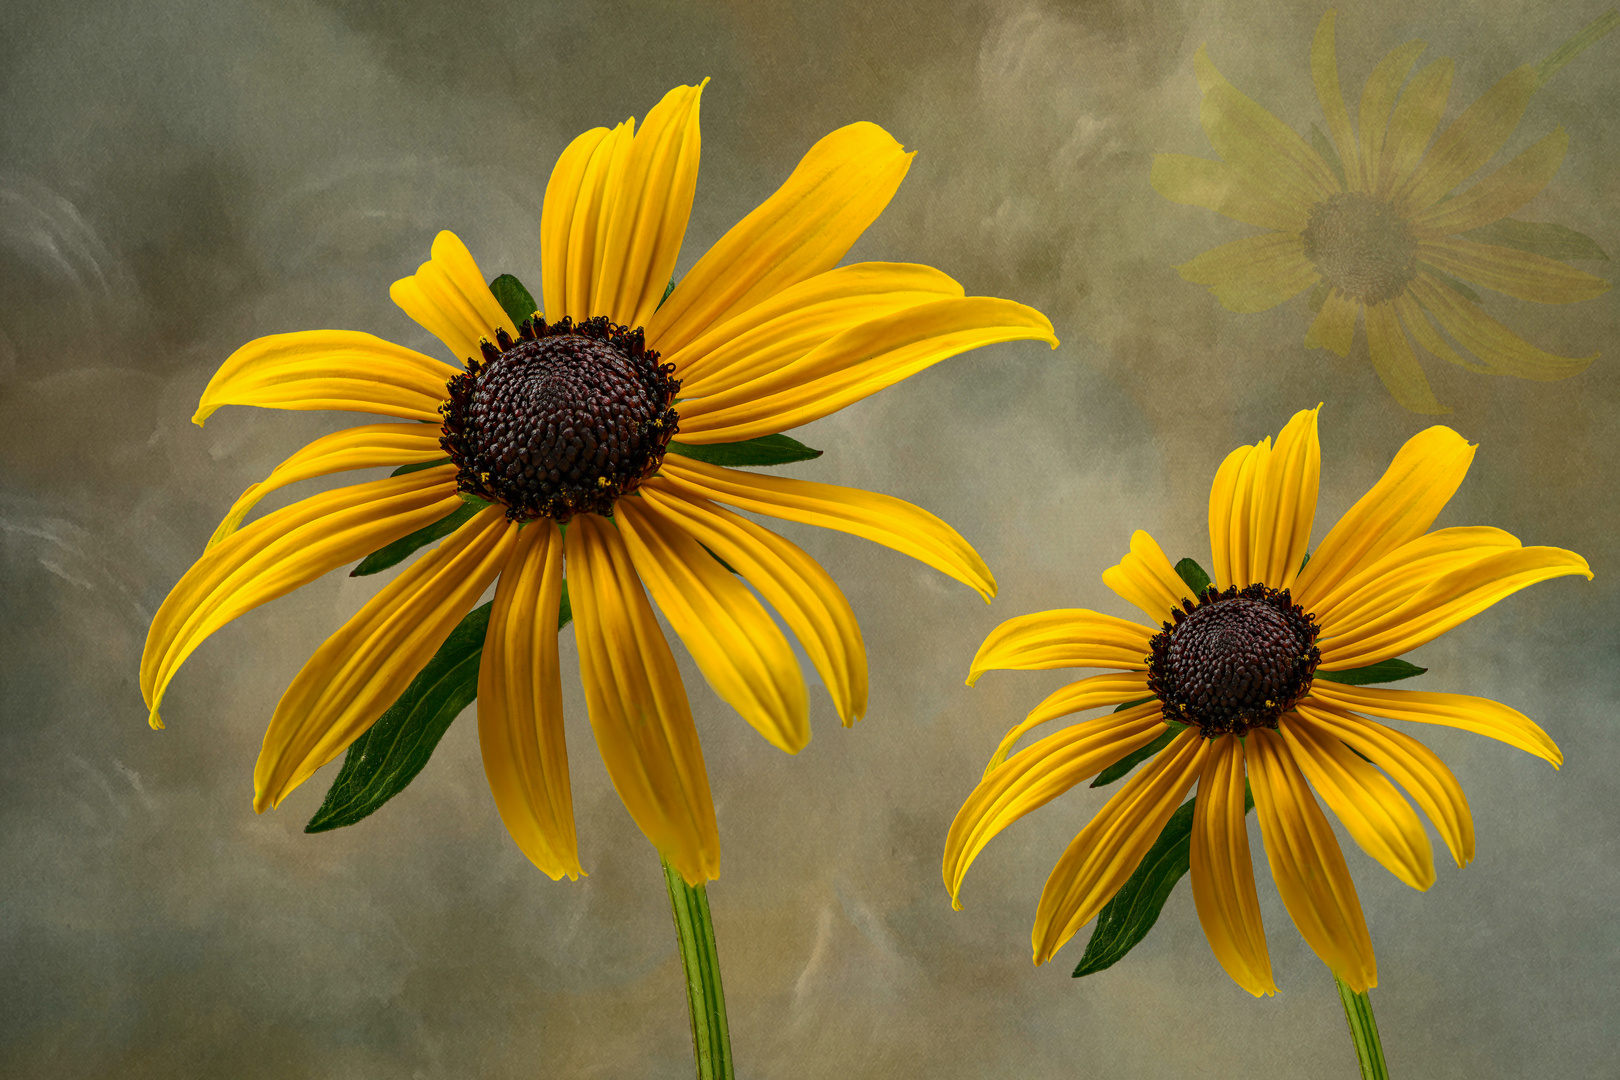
[1316,658,1427,686]
[666,434,823,468]
[1427,268,1481,304]
[1462,218,1609,262]
[1091,723,1182,788]
[557,580,573,631]
[351,501,479,577]
[392,457,450,477]
[1073,784,1255,978]
[1174,557,1211,596]
[306,602,493,832]
[489,274,538,326]
[1307,283,1329,313]
[658,277,675,310]
[699,541,738,575]
[1309,124,1347,190]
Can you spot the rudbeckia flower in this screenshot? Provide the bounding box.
[1152,11,1612,413]
[945,406,1589,994]
[142,82,1057,886]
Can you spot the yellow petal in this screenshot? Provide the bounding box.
[1418,234,1610,305]
[1295,701,1474,867]
[1308,681,1562,768]
[617,497,810,754]
[1310,12,1360,187]
[1102,529,1198,625]
[1293,425,1475,611]
[193,330,460,426]
[1393,292,1485,373]
[1149,154,1309,232]
[670,262,964,396]
[1412,126,1569,234]
[1409,271,1596,380]
[1279,714,1434,890]
[674,296,1058,442]
[1032,731,1208,963]
[478,520,582,880]
[1377,58,1453,198]
[565,513,720,885]
[943,705,1171,910]
[253,507,515,810]
[140,467,462,729]
[1311,525,1522,636]
[388,231,514,364]
[1356,40,1428,193]
[638,481,868,724]
[1253,407,1321,589]
[1394,65,1538,217]
[1194,46,1341,207]
[967,609,1153,685]
[984,677,1156,775]
[1303,289,1359,356]
[1207,437,1263,592]
[1176,233,1319,314]
[1190,734,1275,996]
[1247,728,1378,991]
[648,122,912,358]
[1365,299,1449,415]
[657,455,995,601]
[207,423,446,548]
[540,123,621,323]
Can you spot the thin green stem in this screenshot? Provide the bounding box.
[1537,8,1618,86]
[1334,973,1390,1080]
[662,858,734,1080]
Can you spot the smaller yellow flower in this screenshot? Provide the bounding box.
[945,407,1589,994]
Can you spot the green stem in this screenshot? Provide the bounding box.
[1334,973,1391,1080]
[1536,8,1618,86]
[662,858,734,1080]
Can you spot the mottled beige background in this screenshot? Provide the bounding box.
[3,1,1616,1077]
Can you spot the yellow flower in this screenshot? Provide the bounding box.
[1153,10,1611,413]
[142,83,1057,886]
[945,406,1589,994]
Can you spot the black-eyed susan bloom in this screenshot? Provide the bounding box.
[142,82,1057,888]
[1152,11,1613,414]
[945,407,1588,997]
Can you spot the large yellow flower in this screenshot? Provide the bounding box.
[1153,11,1611,413]
[141,83,1056,886]
[945,407,1588,993]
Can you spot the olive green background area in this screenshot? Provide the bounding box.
[2,0,1616,1076]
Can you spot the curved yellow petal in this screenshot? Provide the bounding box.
[1194,45,1340,207]
[1190,734,1275,996]
[984,678,1156,775]
[1310,12,1360,188]
[1311,525,1521,636]
[207,424,446,548]
[1247,728,1377,992]
[253,507,515,811]
[657,455,995,601]
[1365,299,1449,415]
[565,513,720,885]
[1409,272,1595,380]
[648,122,912,357]
[1303,289,1359,356]
[943,705,1170,910]
[1356,40,1428,194]
[1150,154,1309,232]
[1413,126,1569,234]
[1102,529,1198,625]
[618,497,809,754]
[388,231,514,364]
[1394,64,1538,217]
[1292,425,1475,611]
[1254,407,1321,589]
[669,262,964,396]
[1207,437,1263,592]
[193,330,459,426]
[1394,292,1485,373]
[1176,233,1318,314]
[1308,681,1561,768]
[674,296,1057,442]
[140,467,462,729]
[638,481,867,724]
[1032,731,1207,964]
[1418,235,1610,305]
[967,609,1153,685]
[478,520,581,880]
[1377,58,1452,198]
[540,123,623,323]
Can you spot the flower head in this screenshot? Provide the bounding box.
[143,83,1057,885]
[945,407,1589,993]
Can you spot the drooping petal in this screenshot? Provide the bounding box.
[193,330,461,426]
[540,123,629,324]
[1190,734,1276,996]
[140,467,462,729]
[253,507,516,811]
[967,609,1153,684]
[1247,728,1378,992]
[1149,154,1310,232]
[1365,299,1449,415]
[565,513,720,885]
[477,520,581,880]
[1279,714,1434,890]
[1303,290,1359,356]
[647,122,912,357]
[1394,64,1538,217]
[1413,126,1569,234]
[637,481,867,724]
[1032,730,1208,964]
[1408,272,1596,380]
[1311,525,1521,635]
[1394,293,1484,372]
[656,455,995,600]
[1102,530,1198,624]
[1356,40,1428,193]
[1176,233,1319,314]
[1377,58,1453,199]
[983,677,1156,774]
[943,705,1171,910]
[207,424,446,547]
[1310,12,1360,187]
[388,231,515,364]
[674,296,1057,442]
[1292,425,1475,610]
[617,497,810,754]
[1207,437,1264,592]
[1193,46,1341,209]
[1308,681,1561,768]
[1417,235,1610,304]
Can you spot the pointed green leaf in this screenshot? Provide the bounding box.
[351,501,479,577]
[391,457,450,477]
[1316,658,1427,686]
[658,277,676,310]
[1174,557,1211,596]
[666,434,823,468]
[1091,722,1183,788]
[1462,218,1609,262]
[489,274,538,326]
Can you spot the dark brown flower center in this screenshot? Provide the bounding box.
[439,316,679,522]
[1301,192,1417,304]
[1147,583,1320,738]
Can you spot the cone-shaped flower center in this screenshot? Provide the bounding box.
[440,316,680,522]
[1147,583,1321,737]
[1302,192,1418,304]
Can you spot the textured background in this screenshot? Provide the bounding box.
[3,1,1617,1077]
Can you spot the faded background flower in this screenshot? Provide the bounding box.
[1,2,1615,1079]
